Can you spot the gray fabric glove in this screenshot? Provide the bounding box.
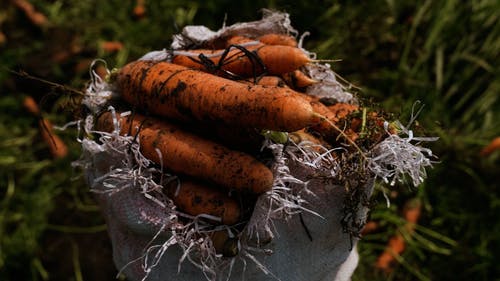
[76,11,434,281]
[80,130,374,281]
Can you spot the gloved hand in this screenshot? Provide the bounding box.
[74,10,436,281]
[79,117,374,281]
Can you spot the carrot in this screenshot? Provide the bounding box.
[133,0,146,19]
[23,95,41,116]
[375,199,422,272]
[0,31,6,46]
[171,44,311,76]
[96,111,274,194]
[327,103,360,120]
[221,34,297,49]
[39,118,68,159]
[480,136,500,156]
[100,41,124,53]
[193,123,265,154]
[22,96,68,159]
[308,100,360,142]
[254,76,288,87]
[282,70,317,89]
[11,0,48,27]
[240,75,288,88]
[209,230,239,257]
[361,221,379,236]
[288,128,332,154]
[289,128,328,146]
[164,179,241,225]
[225,35,257,46]
[116,60,317,131]
[375,234,405,272]
[257,33,298,47]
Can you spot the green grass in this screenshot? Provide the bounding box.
[1,0,499,280]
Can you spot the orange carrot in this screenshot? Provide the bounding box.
[375,199,422,272]
[116,60,317,131]
[171,44,311,76]
[133,0,146,19]
[240,75,288,88]
[309,100,360,142]
[223,34,297,48]
[282,70,317,89]
[289,128,328,147]
[225,35,256,46]
[250,44,311,75]
[192,122,265,154]
[480,136,500,156]
[361,221,379,236]
[39,118,68,159]
[96,111,274,194]
[11,0,48,27]
[23,95,41,116]
[23,96,68,159]
[100,41,124,53]
[326,103,360,120]
[209,230,239,257]
[375,234,405,272]
[254,76,287,87]
[0,31,6,45]
[165,179,241,225]
[258,33,298,47]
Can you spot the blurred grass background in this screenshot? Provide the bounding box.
[0,0,498,280]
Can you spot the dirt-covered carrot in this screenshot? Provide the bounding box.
[23,96,68,159]
[225,34,298,48]
[171,44,311,76]
[224,35,257,46]
[309,100,360,142]
[288,128,332,153]
[255,76,287,87]
[165,179,241,225]
[240,75,288,88]
[282,70,317,89]
[289,128,329,147]
[96,111,274,194]
[257,33,298,47]
[116,60,317,131]
[193,123,265,154]
[209,230,239,257]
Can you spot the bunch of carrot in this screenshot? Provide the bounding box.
[96,32,385,255]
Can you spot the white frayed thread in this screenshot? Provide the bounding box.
[367,120,438,187]
[246,138,330,243]
[82,59,115,113]
[170,9,298,50]
[305,63,356,104]
[76,108,225,281]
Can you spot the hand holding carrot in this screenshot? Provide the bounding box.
[78,11,431,281]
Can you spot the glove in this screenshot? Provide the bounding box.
[75,10,435,281]
[79,125,374,281]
